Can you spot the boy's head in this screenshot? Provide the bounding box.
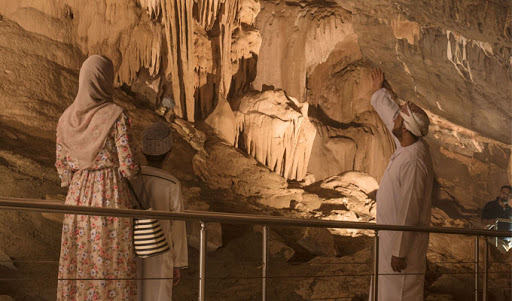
[141,121,173,167]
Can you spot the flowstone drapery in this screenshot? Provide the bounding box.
[234,90,316,181]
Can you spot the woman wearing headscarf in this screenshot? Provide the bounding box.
[55,55,139,300]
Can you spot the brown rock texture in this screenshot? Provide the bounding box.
[0,0,511,300]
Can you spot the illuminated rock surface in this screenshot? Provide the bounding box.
[0,0,511,300]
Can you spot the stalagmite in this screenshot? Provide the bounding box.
[205,97,236,145]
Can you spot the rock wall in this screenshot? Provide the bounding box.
[0,0,510,221]
[253,2,355,102]
[344,0,512,145]
[3,0,508,190]
[0,1,512,299]
[252,0,512,205]
[0,0,262,122]
[234,90,316,180]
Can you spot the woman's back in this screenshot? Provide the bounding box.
[56,112,139,189]
[55,55,138,301]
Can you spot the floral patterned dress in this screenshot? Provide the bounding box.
[55,113,139,300]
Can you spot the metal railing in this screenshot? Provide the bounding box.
[0,196,511,301]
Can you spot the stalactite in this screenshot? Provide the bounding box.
[116,22,162,85]
[138,0,195,120]
[194,23,215,119]
[138,0,161,20]
[136,0,258,121]
[218,0,240,99]
[197,0,222,31]
[239,0,260,25]
[234,90,316,181]
[230,25,261,62]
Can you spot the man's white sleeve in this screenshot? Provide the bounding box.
[171,182,188,268]
[392,159,427,258]
[371,88,400,147]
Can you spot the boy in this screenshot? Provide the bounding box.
[132,122,188,301]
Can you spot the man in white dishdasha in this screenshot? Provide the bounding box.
[369,68,434,301]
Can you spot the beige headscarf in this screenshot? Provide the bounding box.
[56,55,123,169]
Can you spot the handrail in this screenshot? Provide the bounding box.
[1,196,510,301]
[0,197,510,237]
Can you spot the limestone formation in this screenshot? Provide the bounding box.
[184,188,223,251]
[254,2,355,102]
[204,97,237,145]
[254,225,295,261]
[235,90,316,181]
[308,114,395,182]
[0,0,511,300]
[296,227,338,257]
[321,171,378,218]
[0,249,16,271]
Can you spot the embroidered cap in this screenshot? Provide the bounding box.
[141,122,173,155]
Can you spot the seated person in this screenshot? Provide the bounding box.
[481,185,512,253]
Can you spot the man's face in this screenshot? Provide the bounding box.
[499,188,511,203]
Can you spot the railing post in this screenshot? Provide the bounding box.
[482,236,488,301]
[474,236,479,301]
[262,225,269,301]
[199,222,207,301]
[372,230,379,301]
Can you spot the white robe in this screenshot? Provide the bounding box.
[370,88,434,301]
[132,166,188,301]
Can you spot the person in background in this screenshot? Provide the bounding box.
[481,185,512,226]
[482,185,512,253]
[131,121,188,301]
[55,55,139,300]
[369,68,434,301]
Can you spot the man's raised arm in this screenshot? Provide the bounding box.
[370,68,400,147]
